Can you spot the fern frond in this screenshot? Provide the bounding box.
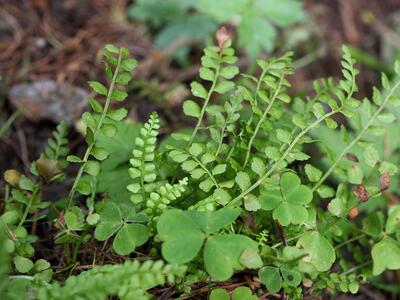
[35,260,186,300]
[128,112,160,204]
[44,121,69,161]
[146,177,188,216]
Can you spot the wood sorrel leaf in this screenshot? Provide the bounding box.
[297,231,335,272]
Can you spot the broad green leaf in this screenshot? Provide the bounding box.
[297,231,335,272]
[113,223,149,255]
[238,10,276,59]
[204,234,259,280]
[259,173,312,225]
[157,209,205,264]
[239,248,263,269]
[258,266,282,293]
[94,202,123,241]
[209,289,229,300]
[372,236,400,275]
[281,265,302,287]
[232,286,258,300]
[187,207,241,234]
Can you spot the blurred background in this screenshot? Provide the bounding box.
[1,0,400,176]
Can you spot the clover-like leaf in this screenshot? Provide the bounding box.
[204,234,260,281]
[112,223,149,255]
[94,202,123,241]
[372,236,400,275]
[157,209,205,264]
[186,207,241,234]
[296,231,335,272]
[259,172,312,226]
[258,266,282,293]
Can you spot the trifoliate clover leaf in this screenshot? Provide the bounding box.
[94,202,149,255]
[94,202,123,241]
[296,231,336,272]
[259,172,313,226]
[157,209,205,264]
[204,234,259,281]
[186,207,241,234]
[258,266,282,293]
[113,223,149,255]
[157,207,260,280]
[372,236,400,275]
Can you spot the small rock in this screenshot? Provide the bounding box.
[9,80,88,124]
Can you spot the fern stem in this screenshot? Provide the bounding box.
[17,186,39,229]
[243,76,283,168]
[311,80,400,193]
[246,67,268,127]
[67,50,123,209]
[191,154,219,188]
[189,55,222,145]
[229,109,340,207]
[215,124,226,157]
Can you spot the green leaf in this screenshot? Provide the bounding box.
[187,207,241,234]
[191,81,208,99]
[372,236,400,275]
[113,223,149,255]
[258,266,282,293]
[13,256,34,273]
[347,164,363,184]
[101,124,117,138]
[304,164,322,182]
[84,160,100,176]
[238,10,276,59]
[259,173,312,226]
[209,289,229,300]
[88,81,108,95]
[204,234,259,281]
[107,108,128,121]
[33,259,51,272]
[232,287,258,300]
[212,164,226,175]
[235,172,251,191]
[214,81,235,94]
[363,145,379,168]
[121,58,137,71]
[251,157,266,176]
[239,248,263,269]
[111,90,128,102]
[157,209,205,264]
[297,231,335,272]
[89,97,103,113]
[276,129,291,144]
[183,100,201,118]
[386,206,400,234]
[281,265,302,287]
[94,202,123,241]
